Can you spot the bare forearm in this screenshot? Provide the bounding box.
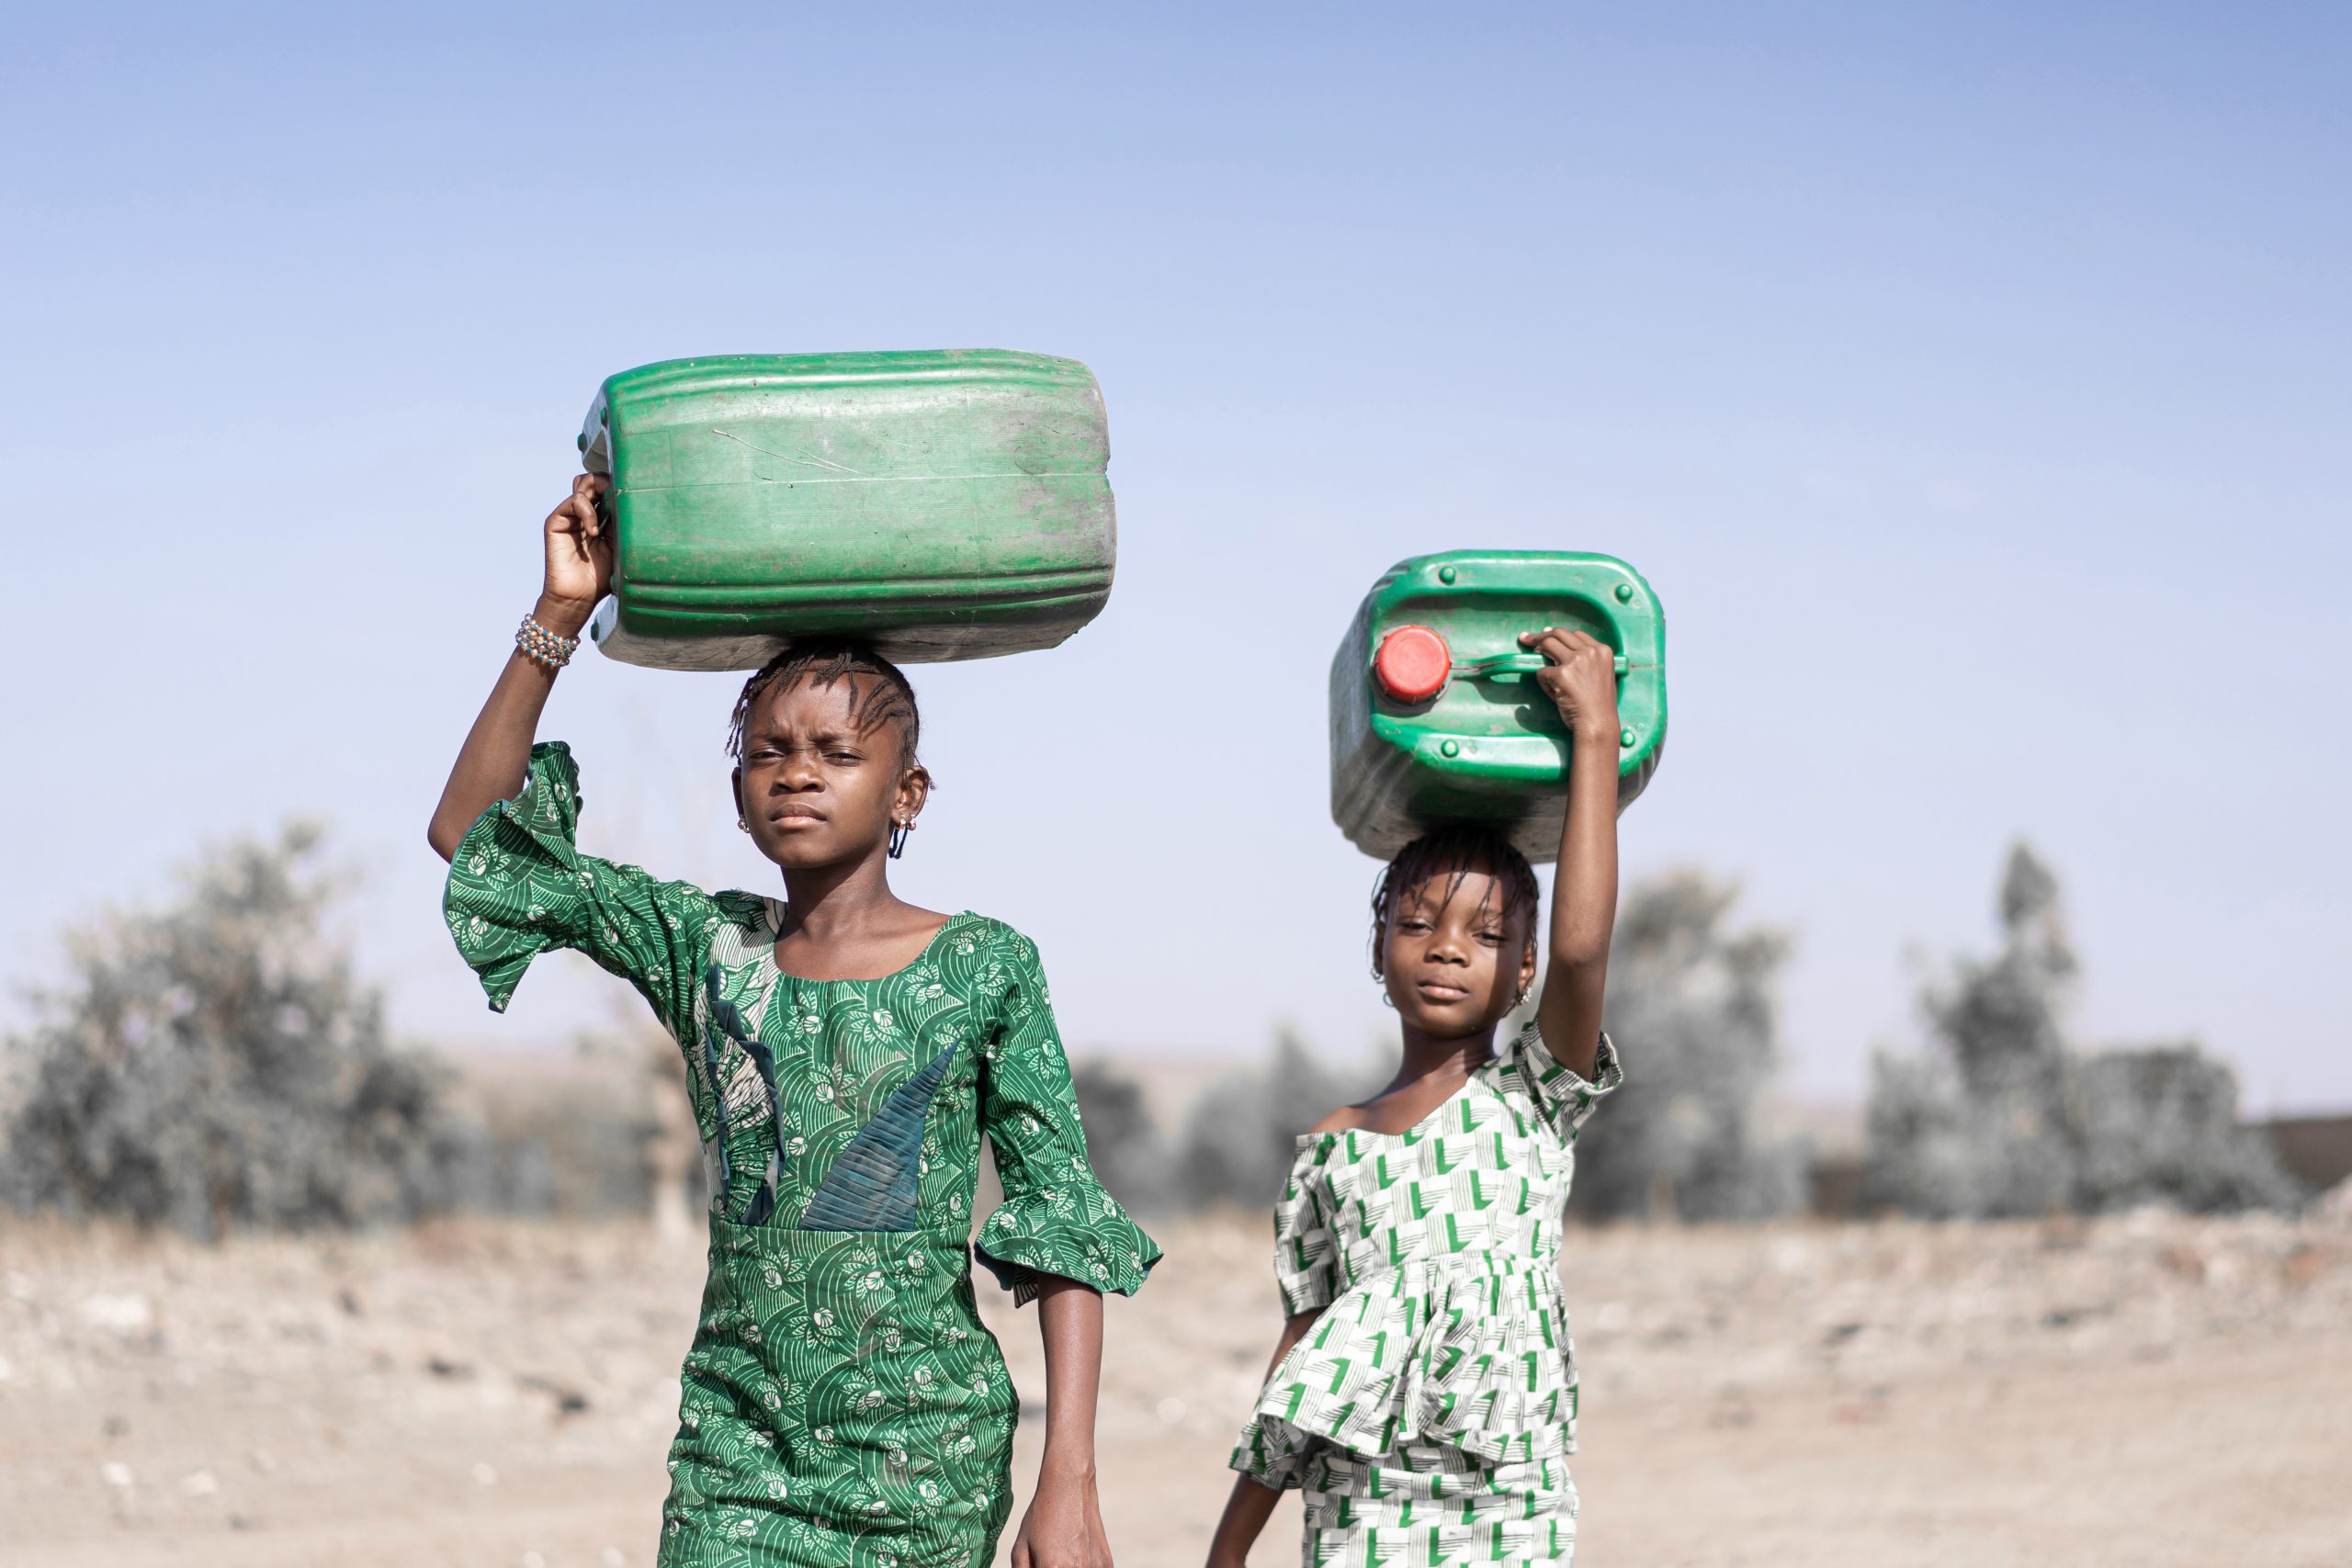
[432,475,611,863]
[1034,1277,1104,1484]
[425,594,587,861]
[1551,721,1620,964]
[1203,1311,1321,1567]
[1536,721,1619,1077]
[1204,1472,1283,1567]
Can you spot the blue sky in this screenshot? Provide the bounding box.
[6,3,2346,1108]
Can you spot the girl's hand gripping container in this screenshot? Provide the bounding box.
[1329,550,1668,863]
[579,349,1115,670]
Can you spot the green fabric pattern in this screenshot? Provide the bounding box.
[443,743,1160,1567]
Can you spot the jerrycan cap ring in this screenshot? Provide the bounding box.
[1374,625,1452,704]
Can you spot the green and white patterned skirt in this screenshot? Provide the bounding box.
[1297,1438,1578,1568]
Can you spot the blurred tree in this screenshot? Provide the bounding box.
[1175,1027,1374,1211]
[1866,842,2083,1217]
[1866,841,2297,1217]
[2075,1044,2299,1213]
[1071,1058,1170,1213]
[1,824,478,1236]
[1568,872,1805,1221]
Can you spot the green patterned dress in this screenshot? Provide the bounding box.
[1231,1022,1622,1567]
[444,743,1161,1568]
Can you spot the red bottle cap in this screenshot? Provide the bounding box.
[1374,625,1452,703]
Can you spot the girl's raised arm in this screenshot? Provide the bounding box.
[1521,626,1622,1080]
[427,473,611,861]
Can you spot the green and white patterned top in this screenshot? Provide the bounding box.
[443,743,1159,1566]
[1233,1022,1623,1488]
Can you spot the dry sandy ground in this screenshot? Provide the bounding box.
[4,1207,2347,1567]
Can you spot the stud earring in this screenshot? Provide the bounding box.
[737,818,749,833]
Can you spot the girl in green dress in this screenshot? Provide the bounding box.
[428,473,1159,1568]
[1204,627,1627,1568]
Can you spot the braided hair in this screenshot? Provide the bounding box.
[725,639,923,769]
[1369,824,1541,977]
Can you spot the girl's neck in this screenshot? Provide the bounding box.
[1388,1022,1501,1090]
[775,849,910,942]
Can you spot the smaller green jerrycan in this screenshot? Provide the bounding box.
[579,349,1115,671]
[1329,550,1667,863]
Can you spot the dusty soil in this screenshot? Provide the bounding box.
[3,1208,2346,1567]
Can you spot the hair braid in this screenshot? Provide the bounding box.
[725,639,923,768]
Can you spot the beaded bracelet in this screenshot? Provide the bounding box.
[515,614,582,671]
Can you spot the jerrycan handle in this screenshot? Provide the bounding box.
[1454,652,1628,682]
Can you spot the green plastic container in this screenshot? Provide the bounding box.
[579,349,1115,670]
[1329,550,1668,863]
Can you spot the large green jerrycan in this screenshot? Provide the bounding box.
[1329,550,1667,863]
[578,349,1114,670]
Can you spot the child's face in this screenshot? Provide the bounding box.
[1378,867,1536,1040]
[731,674,923,873]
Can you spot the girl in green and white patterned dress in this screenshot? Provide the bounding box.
[429,474,1159,1568]
[1205,626,1628,1568]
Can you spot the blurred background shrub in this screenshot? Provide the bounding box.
[1864,843,2299,1218]
[1564,872,1807,1222]
[1167,1028,1385,1212]
[1,825,480,1235]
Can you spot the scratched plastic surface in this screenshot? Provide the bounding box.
[579,350,1114,671]
[1329,550,1668,863]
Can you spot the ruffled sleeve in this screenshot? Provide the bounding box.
[971,928,1162,1304]
[442,742,716,1038]
[1272,1138,1339,1316]
[1498,1018,1624,1144]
